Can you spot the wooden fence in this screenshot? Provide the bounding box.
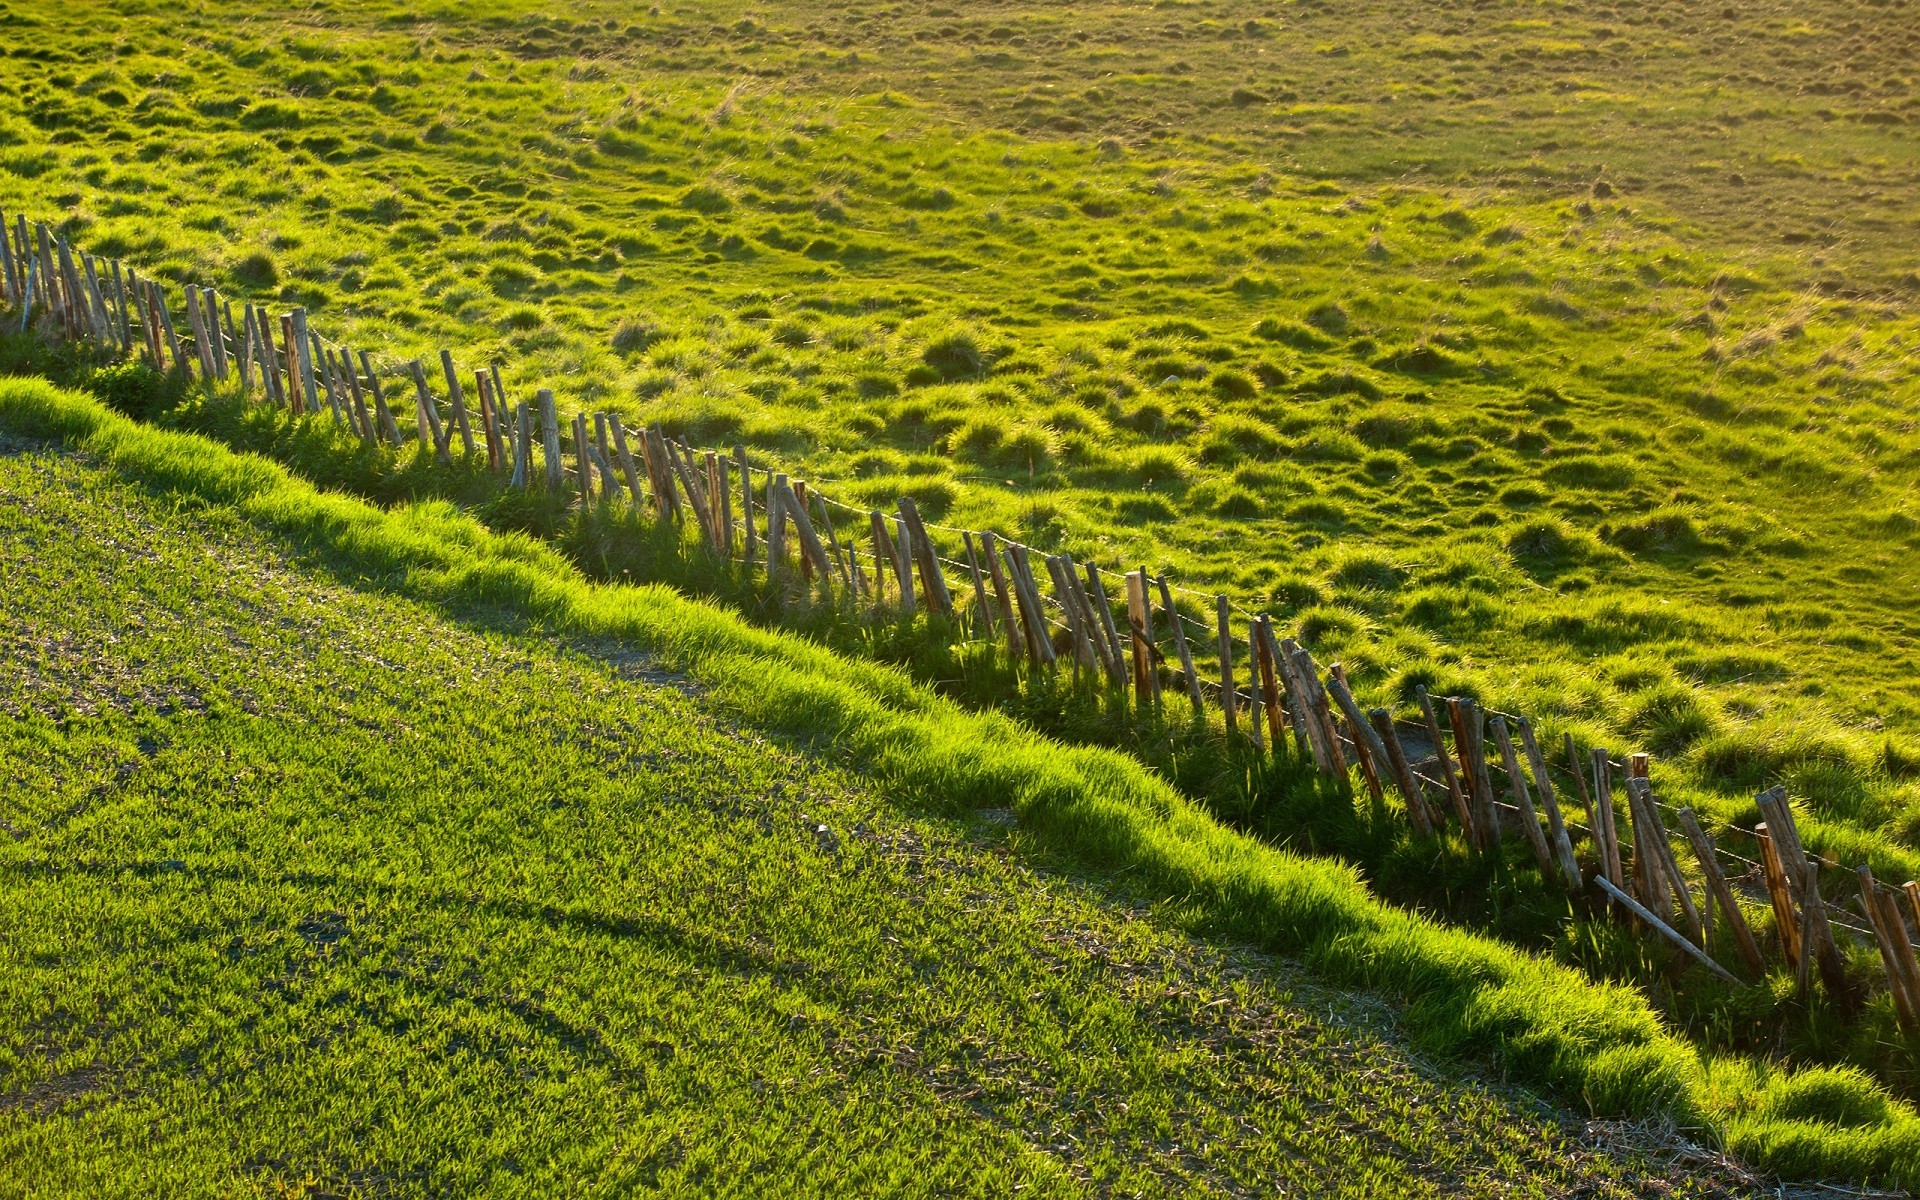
[7,210,1920,1022]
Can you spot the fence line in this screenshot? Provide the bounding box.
[7,209,1919,1015]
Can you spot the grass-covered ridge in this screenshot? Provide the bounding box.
[3,0,1918,908]
[5,375,1919,1187]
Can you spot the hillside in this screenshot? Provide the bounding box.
[4,0,1920,1189]
[2,0,1916,880]
[0,406,1756,1197]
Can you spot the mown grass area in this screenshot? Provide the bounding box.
[2,0,1917,898]
[7,376,1920,1189]
[0,398,1767,1198]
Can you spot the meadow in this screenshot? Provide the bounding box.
[3,0,1920,1187]
[2,0,1917,884]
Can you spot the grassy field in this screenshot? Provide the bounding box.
[0,414,1772,1197]
[2,0,1918,893]
[4,0,1920,1185]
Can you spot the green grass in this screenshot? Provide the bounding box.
[1,0,1917,906]
[3,0,1920,1182]
[0,389,1767,1198]
[7,376,1920,1188]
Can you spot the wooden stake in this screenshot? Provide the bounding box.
[705,453,725,548]
[895,498,951,616]
[1518,718,1581,886]
[341,351,375,444]
[1755,824,1802,968]
[964,532,994,640]
[1288,642,1345,777]
[1157,577,1203,715]
[1588,748,1626,894]
[1756,787,1850,1005]
[572,412,594,501]
[1327,673,1392,808]
[439,350,475,457]
[362,352,401,446]
[409,359,450,462]
[1005,543,1053,664]
[1085,567,1129,690]
[1417,686,1470,836]
[1857,867,1920,1032]
[1627,778,1703,944]
[596,415,620,500]
[1675,807,1767,976]
[735,447,755,563]
[982,532,1023,661]
[1047,556,1094,677]
[511,403,530,489]
[1137,567,1162,706]
[1372,709,1434,837]
[869,511,895,609]
[766,474,790,574]
[718,456,736,558]
[891,513,917,614]
[476,371,502,470]
[1593,876,1740,984]
[1253,617,1287,749]
[1330,664,1382,800]
[1216,596,1238,736]
[288,308,318,413]
[782,479,834,593]
[1243,620,1265,753]
[538,390,562,489]
[203,287,228,379]
[1491,716,1557,879]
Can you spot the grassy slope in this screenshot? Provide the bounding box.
[1,0,1917,884]
[0,409,1754,1198]
[6,376,1920,1187]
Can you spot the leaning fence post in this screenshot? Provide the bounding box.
[440,349,475,457]
[1156,577,1202,716]
[1856,867,1920,1032]
[1518,717,1581,885]
[1676,807,1766,976]
[1417,686,1470,836]
[981,533,1022,660]
[1371,709,1434,838]
[1491,715,1557,880]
